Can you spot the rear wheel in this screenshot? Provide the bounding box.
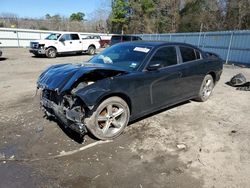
[46,47,57,58]
[85,97,130,140]
[87,46,96,55]
[196,74,214,102]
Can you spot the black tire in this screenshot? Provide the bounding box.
[196,74,215,102]
[85,97,130,140]
[87,45,96,55]
[76,51,83,55]
[46,47,57,58]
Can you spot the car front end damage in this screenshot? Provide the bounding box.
[37,63,127,136]
[40,89,88,135]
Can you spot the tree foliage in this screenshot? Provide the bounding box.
[70,12,85,22]
[109,0,250,34]
[110,0,130,33]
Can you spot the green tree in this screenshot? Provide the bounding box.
[70,12,85,22]
[179,0,224,32]
[110,0,130,33]
[128,0,155,33]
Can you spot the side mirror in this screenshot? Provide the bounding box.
[147,63,161,71]
[59,38,65,42]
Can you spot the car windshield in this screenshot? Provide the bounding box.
[89,43,152,71]
[45,33,61,40]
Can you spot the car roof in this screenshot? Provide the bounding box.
[112,34,140,37]
[123,41,201,50]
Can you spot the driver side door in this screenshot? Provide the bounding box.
[145,46,183,109]
[57,34,72,52]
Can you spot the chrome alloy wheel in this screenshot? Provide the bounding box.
[202,78,214,98]
[97,103,128,137]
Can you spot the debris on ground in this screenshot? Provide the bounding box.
[227,73,250,91]
[231,130,237,134]
[176,143,187,150]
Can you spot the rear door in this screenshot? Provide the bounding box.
[70,34,83,51]
[177,46,205,97]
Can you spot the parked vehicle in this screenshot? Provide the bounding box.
[83,35,111,48]
[37,41,223,140]
[110,35,142,46]
[29,32,100,58]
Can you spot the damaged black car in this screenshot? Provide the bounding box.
[37,41,223,140]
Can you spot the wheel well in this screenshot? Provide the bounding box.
[46,46,57,52]
[88,44,96,49]
[208,71,216,83]
[98,93,132,114]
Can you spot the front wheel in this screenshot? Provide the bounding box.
[87,46,96,55]
[46,47,57,58]
[85,97,130,140]
[196,75,214,102]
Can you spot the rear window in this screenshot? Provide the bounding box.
[180,47,197,62]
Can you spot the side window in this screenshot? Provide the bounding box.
[123,36,131,41]
[71,34,80,40]
[149,47,178,68]
[60,34,71,41]
[180,47,197,62]
[132,36,139,41]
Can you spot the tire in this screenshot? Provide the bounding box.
[196,74,215,102]
[85,97,130,140]
[87,45,96,55]
[46,47,57,58]
[76,51,83,55]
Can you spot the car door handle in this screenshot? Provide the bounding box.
[79,41,82,43]
[70,42,72,44]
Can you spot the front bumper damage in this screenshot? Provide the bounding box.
[40,91,88,136]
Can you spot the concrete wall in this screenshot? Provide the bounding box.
[0,28,112,48]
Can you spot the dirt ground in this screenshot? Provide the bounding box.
[0,48,250,188]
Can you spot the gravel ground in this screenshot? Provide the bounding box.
[0,48,250,188]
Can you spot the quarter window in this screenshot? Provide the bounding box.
[149,47,178,68]
[180,47,197,62]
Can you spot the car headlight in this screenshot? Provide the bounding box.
[39,44,45,49]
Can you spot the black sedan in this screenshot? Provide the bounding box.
[37,41,223,140]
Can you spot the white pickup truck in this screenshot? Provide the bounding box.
[29,32,100,58]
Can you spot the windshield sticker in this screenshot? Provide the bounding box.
[133,47,150,53]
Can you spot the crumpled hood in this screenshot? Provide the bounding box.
[37,63,128,94]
